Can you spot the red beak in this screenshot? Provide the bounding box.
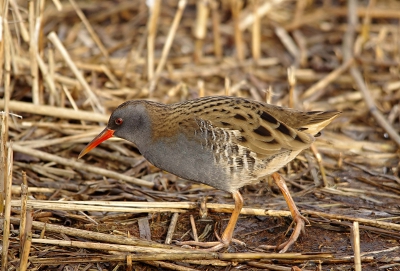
[79,128,115,159]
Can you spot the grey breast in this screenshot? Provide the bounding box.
[142,132,233,192]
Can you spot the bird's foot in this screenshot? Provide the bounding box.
[176,238,245,251]
[259,213,307,253]
[176,239,246,252]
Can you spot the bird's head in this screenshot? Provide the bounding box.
[79,101,151,159]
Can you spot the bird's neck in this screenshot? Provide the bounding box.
[147,104,182,142]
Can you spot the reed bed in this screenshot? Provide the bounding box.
[1,0,399,270]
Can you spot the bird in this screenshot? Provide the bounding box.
[79,95,340,252]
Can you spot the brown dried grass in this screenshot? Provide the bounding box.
[1,0,399,270]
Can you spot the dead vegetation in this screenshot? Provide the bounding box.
[1,0,400,270]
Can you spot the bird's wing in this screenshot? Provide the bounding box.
[178,101,315,160]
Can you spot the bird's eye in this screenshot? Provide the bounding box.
[115,118,123,125]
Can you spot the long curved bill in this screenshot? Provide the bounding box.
[79,128,114,159]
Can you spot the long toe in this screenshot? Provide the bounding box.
[259,214,306,253]
[278,215,305,253]
[175,240,229,251]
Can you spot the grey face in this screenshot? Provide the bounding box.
[107,102,151,148]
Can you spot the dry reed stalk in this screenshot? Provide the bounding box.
[292,0,307,29]
[317,131,397,154]
[1,4,11,141]
[100,64,120,87]
[50,0,62,11]
[61,85,81,119]
[352,176,400,195]
[193,0,209,63]
[164,57,277,79]
[143,261,198,271]
[0,5,11,245]
[12,144,155,188]
[329,6,400,18]
[251,0,260,61]
[305,210,400,231]
[301,58,354,102]
[31,254,207,268]
[351,222,362,271]
[284,8,329,31]
[351,68,400,146]
[47,32,104,113]
[231,0,244,62]
[275,25,299,60]
[11,186,56,195]
[19,174,28,253]
[52,73,81,89]
[0,116,6,217]
[310,144,328,187]
[210,0,222,59]
[138,217,151,240]
[220,252,333,261]
[16,130,106,148]
[20,121,98,130]
[48,47,56,102]
[73,59,120,79]
[28,0,39,105]
[287,66,296,108]
[308,257,375,265]
[146,0,161,81]
[0,99,107,122]
[36,53,60,105]
[165,212,179,244]
[126,255,133,271]
[121,27,147,88]
[17,200,197,208]
[9,0,30,42]
[337,187,400,199]
[1,145,13,271]
[32,238,206,254]
[11,201,188,213]
[360,0,376,43]
[16,163,76,180]
[28,252,336,269]
[344,0,400,147]
[10,199,295,218]
[239,0,284,30]
[248,262,293,270]
[19,232,32,271]
[360,246,400,257]
[30,241,333,261]
[179,259,230,267]
[150,0,187,91]
[189,214,199,242]
[292,30,307,67]
[0,112,8,216]
[69,0,111,64]
[198,80,205,97]
[321,187,381,204]
[9,217,182,249]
